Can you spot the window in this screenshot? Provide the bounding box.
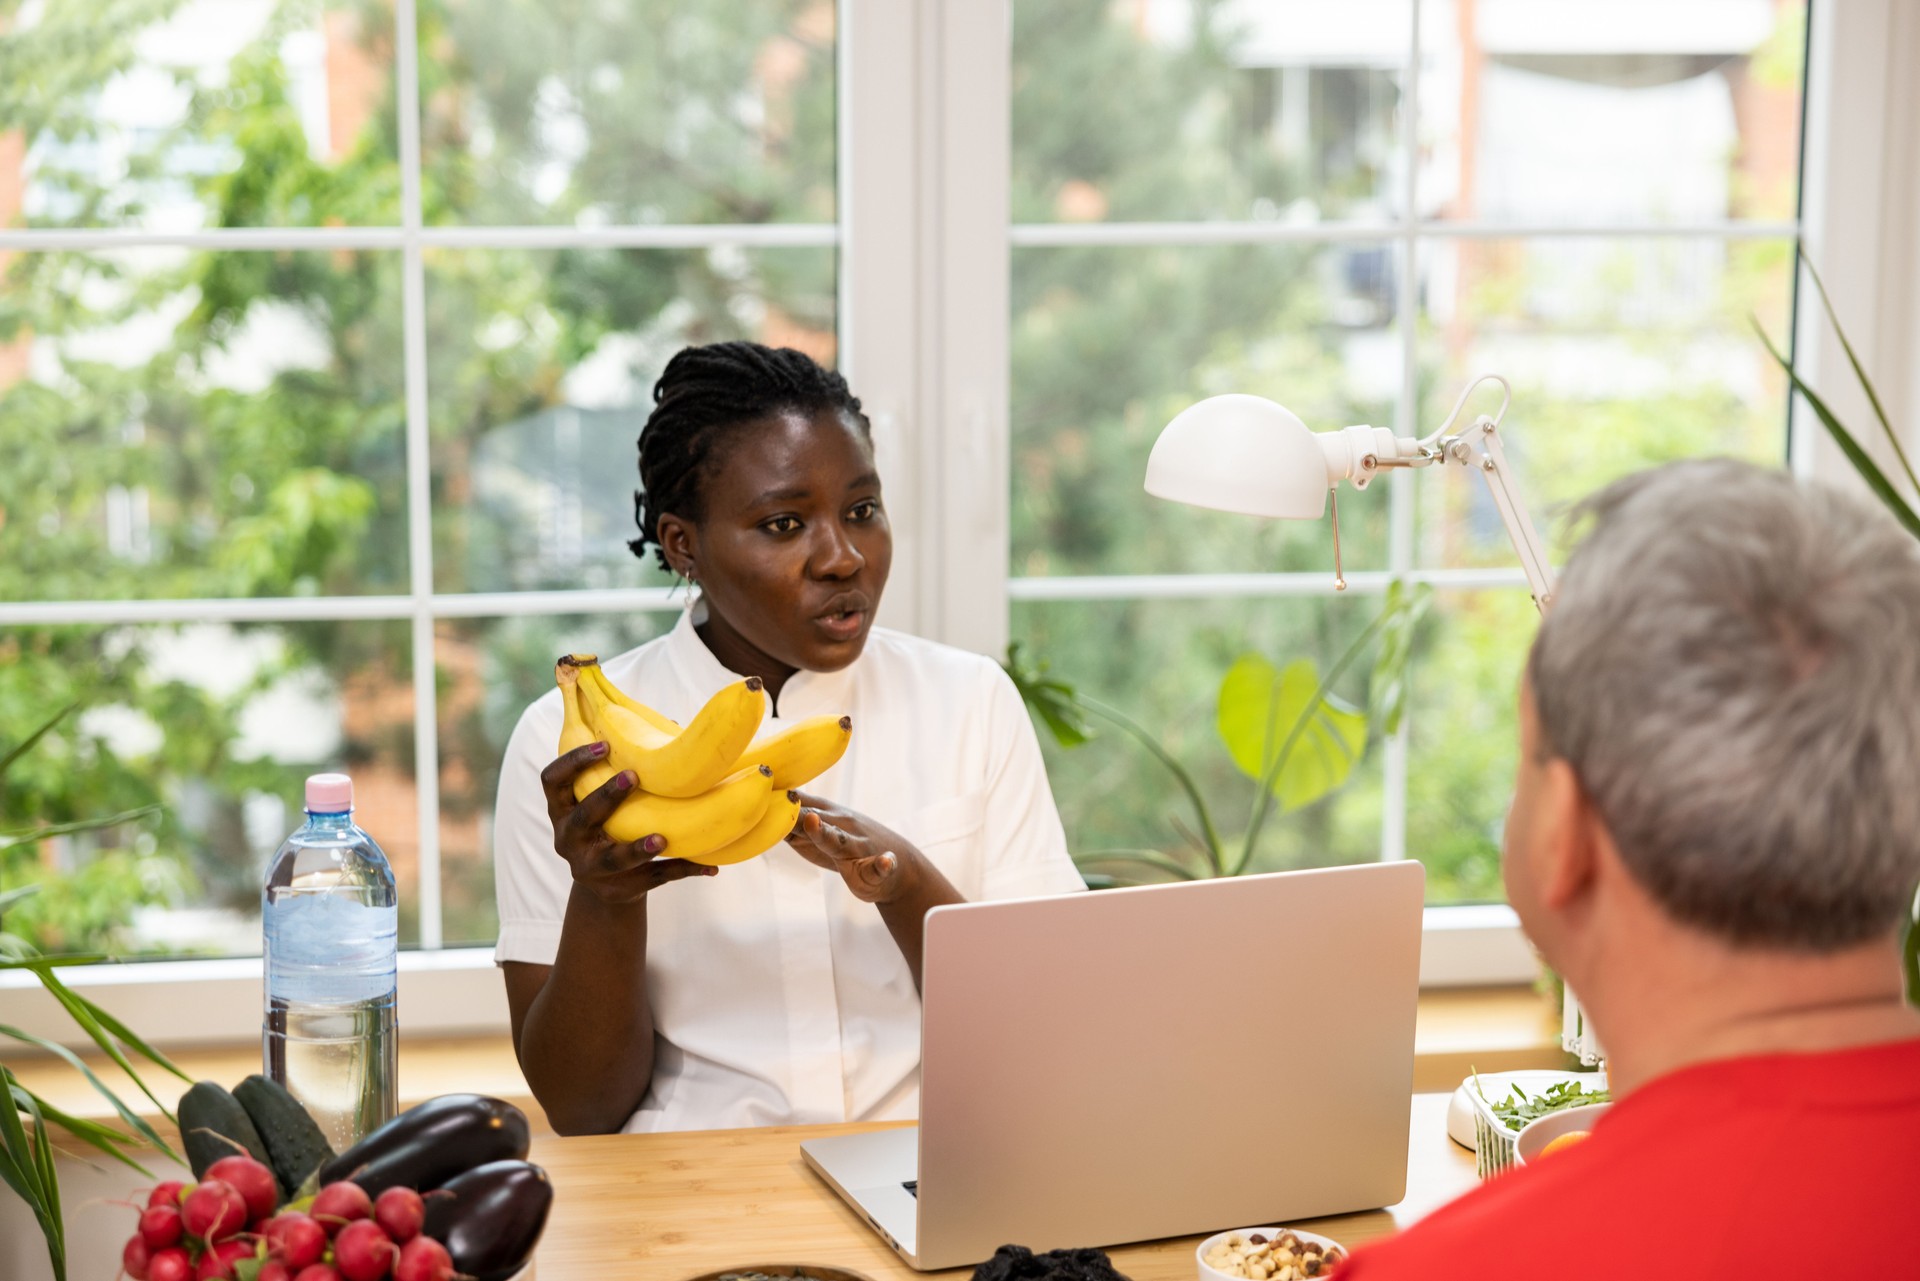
[0,0,1898,1024]
[1004,0,1807,917]
[0,0,836,965]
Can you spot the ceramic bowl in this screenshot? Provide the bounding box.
[1196,1225,1348,1281]
[1513,1102,1612,1166]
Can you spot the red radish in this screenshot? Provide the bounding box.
[182,1179,249,1242]
[147,1181,188,1209]
[140,1204,186,1251]
[123,1234,152,1280]
[147,1248,194,1281]
[263,1211,329,1270]
[259,1265,294,1281]
[193,1238,256,1280]
[310,1180,374,1229]
[292,1268,344,1281]
[206,1154,280,1222]
[332,1219,399,1281]
[372,1186,425,1243]
[392,1236,454,1281]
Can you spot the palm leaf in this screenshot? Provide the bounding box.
[7,1084,153,1177]
[0,1067,63,1281]
[1755,320,1920,538]
[23,965,179,1122]
[1,1022,182,1160]
[1800,258,1919,493]
[72,994,192,1085]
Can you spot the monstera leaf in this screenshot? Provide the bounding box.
[1216,654,1367,813]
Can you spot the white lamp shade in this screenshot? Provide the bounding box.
[1144,394,1332,520]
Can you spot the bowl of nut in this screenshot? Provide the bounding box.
[1196,1226,1347,1281]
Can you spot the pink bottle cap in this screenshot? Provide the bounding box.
[305,773,354,813]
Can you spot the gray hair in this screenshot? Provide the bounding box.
[1528,458,1920,950]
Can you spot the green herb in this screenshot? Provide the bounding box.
[1470,1070,1610,1131]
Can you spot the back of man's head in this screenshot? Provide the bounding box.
[1528,458,1920,950]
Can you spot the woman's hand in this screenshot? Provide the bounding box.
[784,791,929,905]
[541,742,717,905]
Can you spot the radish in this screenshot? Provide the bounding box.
[372,1186,425,1243]
[122,1234,152,1280]
[292,1268,344,1281]
[259,1264,294,1281]
[140,1204,186,1251]
[182,1179,249,1242]
[263,1211,329,1270]
[333,1219,400,1281]
[147,1248,194,1281]
[193,1238,256,1280]
[206,1155,280,1222]
[310,1180,375,1229]
[392,1236,455,1281]
[147,1181,188,1209]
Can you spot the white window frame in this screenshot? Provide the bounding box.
[4,0,1918,1048]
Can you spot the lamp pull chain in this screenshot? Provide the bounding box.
[1329,486,1347,590]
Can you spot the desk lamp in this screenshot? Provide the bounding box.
[1143,374,1602,1066]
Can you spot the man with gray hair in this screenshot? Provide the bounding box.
[1339,459,1920,1279]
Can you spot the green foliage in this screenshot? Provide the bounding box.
[1,708,190,1281]
[1014,582,1430,886]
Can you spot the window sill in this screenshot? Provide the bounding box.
[10,984,1561,1139]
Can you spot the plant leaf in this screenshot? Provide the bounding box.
[24,965,178,1122]
[1217,654,1367,812]
[0,885,40,914]
[1800,258,1919,495]
[0,1022,182,1161]
[1369,581,1434,737]
[1081,695,1226,875]
[1002,642,1096,749]
[0,702,79,779]
[1074,850,1203,882]
[73,994,194,1086]
[0,1067,64,1281]
[7,1085,153,1178]
[0,804,163,852]
[1756,320,1920,539]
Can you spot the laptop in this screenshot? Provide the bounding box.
[801,860,1426,1270]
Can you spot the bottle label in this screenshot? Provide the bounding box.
[264,893,399,1006]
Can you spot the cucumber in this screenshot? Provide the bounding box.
[233,1074,336,1199]
[176,1080,272,1178]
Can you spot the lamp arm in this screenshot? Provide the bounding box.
[1446,418,1557,615]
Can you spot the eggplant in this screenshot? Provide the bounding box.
[422,1159,552,1281]
[317,1094,530,1197]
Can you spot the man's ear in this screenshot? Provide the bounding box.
[655,514,699,580]
[1536,758,1600,911]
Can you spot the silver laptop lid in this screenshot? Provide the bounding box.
[913,861,1425,1267]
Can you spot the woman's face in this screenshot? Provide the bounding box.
[663,406,892,682]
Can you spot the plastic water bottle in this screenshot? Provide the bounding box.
[263,772,398,1151]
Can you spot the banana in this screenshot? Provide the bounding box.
[579,659,682,735]
[557,659,621,798]
[688,787,803,867]
[734,714,853,791]
[575,666,768,798]
[600,764,776,854]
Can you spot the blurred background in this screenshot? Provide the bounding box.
[0,0,1834,962]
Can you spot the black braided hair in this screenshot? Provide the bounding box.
[629,340,872,573]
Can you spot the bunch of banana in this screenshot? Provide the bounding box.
[555,655,853,866]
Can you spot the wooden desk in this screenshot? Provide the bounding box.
[526,1094,1475,1281]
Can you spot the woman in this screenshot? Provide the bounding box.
[492,342,1085,1136]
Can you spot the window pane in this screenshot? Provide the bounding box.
[1012,242,1400,579]
[1012,0,1411,223]
[0,248,409,602]
[421,0,836,226]
[0,1,399,231]
[0,619,418,957]
[1413,235,1796,568]
[1404,589,1532,904]
[435,610,679,947]
[1417,0,1807,224]
[424,245,836,594]
[1011,594,1388,885]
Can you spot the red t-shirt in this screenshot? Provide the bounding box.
[1334,1036,1920,1280]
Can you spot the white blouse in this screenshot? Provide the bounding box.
[492,604,1087,1132]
